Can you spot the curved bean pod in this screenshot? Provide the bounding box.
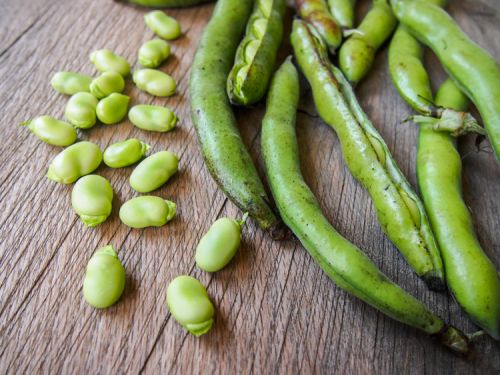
[226,0,287,106]
[117,0,213,8]
[339,0,397,84]
[417,80,500,339]
[190,0,282,236]
[295,0,342,53]
[292,20,444,290]
[328,0,356,29]
[261,57,468,354]
[391,0,500,161]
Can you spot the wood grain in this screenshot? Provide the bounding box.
[0,0,499,373]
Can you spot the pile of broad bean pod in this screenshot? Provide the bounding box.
[24,0,499,350]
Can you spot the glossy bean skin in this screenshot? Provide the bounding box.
[226,0,287,106]
[195,214,247,272]
[71,175,113,227]
[83,245,126,309]
[90,49,131,77]
[51,72,92,95]
[96,93,129,125]
[47,141,102,184]
[138,39,171,68]
[261,58,468,354]
[129,151,178,193]
[190,0,281,236]
[103,138,150,168]
[292,20,444,290]
[21,115,77,147]
[64,92,98,129]
[391,0,500,161]
[128,104,177,132]
[328,0,356,29]
[119,0,213,7]
[144,10,181,40]
[89,72,125,99]
[339,0,397,84]
[133,69,176,97]
[166,276,214,336]
[119,196,176,228]
[417,80,500,339]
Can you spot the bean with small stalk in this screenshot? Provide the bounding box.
[89,72,125,99]
[128,104,178,132]
[133,69,176,97]
[138,39,171,68]
[47,141,102,184]
[51,72,92,95]
[65,92,98,129]
[144,10,181,40]
[103,139,150,168]
[21,116,77,147]
[129,150,179,193]
[195,213,248,272]
[166,275,214,337]
[119,196,176,228]
[83,245,126,309]
[71,175,113,227]
[96,93,130,125]
[90,49,131,77]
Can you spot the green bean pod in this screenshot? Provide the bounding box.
[21,116,77,147]
[292,20,444,290]
[327,0,356,29]
[391,0,500,161]
[71,175,113,227]
[117,0,213,7]
[295,0,342,53]
[51,72,92,95]
[119,196,176,228]
[103,139,150,168]
[189,0,282,236]
[339,0,397,84]
[416,80,500,339]
[226,0,286,106]
[261,58,468,354]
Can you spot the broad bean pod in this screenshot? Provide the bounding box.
[189,0,282,236]
[328,0,356,29]
[103,139,150,168]
[65,92,98,129]
[417,80,500,339]
[226,0,287,106]
[90,49,131,77]
[117,0,213,7]
[129,150,178,193]
[21,116,77,147]
[71,175,113,227]
[51,72,92,95]
[261,57,468,354]
[295,0,342,53]
[339,0,397,84]
[133,69,176,97]
[144,10,181,40]
[119,196,176,228]
[128,104,177,132]
[391,0,500,161]
[47,141,102,184]
[292,20,444,290]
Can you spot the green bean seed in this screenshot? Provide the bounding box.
[133,69,176,97]
[71,175,113,227]
[90,49,131,77]
[166,275,214,336]
[128,104,178,132]
[65,92,98,129]
[89,72,125,99]
[83,245,126,309]
[129,150,178,193]
[119,196,176,228]
[96,93,129,125]
[138,39,171,68]
[195,213,247,272]
[47,141,102,184]
[51,72,92,95]
[21,115,77,146]
[144,10,181,40]
[103,138,150,168]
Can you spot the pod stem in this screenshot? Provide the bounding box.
[409,109,486,136]
[236,212,249,230]
[434,325,470,356]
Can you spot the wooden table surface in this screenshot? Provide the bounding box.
[1,0,499,373]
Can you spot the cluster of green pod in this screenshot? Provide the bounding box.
[226,0,287,106]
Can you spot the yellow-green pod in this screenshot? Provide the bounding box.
[71,175,113,227]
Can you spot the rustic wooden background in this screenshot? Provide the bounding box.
[1,0,499,373]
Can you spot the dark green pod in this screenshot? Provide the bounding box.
[226,0,287,105]
[190,0,282,236]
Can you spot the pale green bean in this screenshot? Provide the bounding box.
[21,116,77,146]
[103,139,150,168]
[129,150,178,192]
[65,92,98,129]
[144,10,181,40]
[128,104,177,132]
[96,93,129,125]
[119,196,176,228]
[51,72,92,95]
[133,69,176,97]
[138,39,171,68]
[90,49,131,77]
[71,175,113,227]
[90,72,125,99]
